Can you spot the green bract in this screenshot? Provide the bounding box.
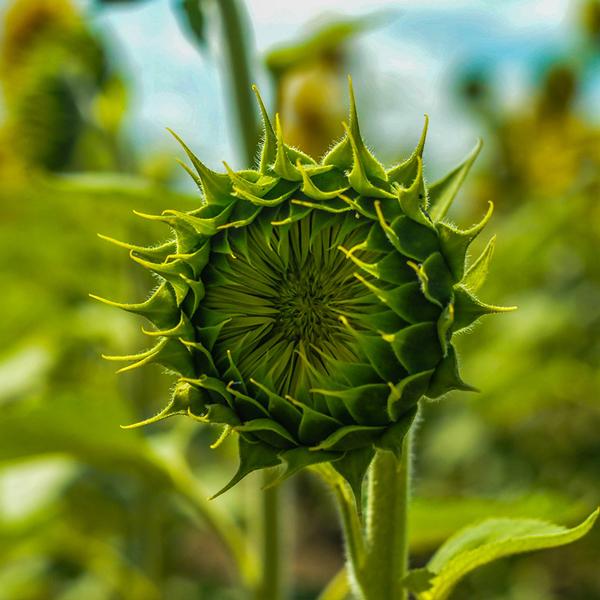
[94,80,513,498]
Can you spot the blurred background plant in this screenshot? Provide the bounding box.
[0,0,599,599]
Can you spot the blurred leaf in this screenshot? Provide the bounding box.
[0,390,258,588]
[409,493,590,553]
[0,344,56,405]
[93,76,129,134]
[418,509,598,600]
[265,14,387,75]
[0,458,76,523]
[317,567,350,600]
[39,173,197,205]
[0,391,167,484]
[0,523,161,600]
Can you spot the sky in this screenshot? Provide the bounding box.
[87,0,596,174]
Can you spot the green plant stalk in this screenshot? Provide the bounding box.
[254,474,284,600]
[256,466,285,600]
[216,0,259,165]
[314,431,415,600]
[215,2,283,598]
[316,465,365,597]
[334,478,366,585]
[362,431,413,600]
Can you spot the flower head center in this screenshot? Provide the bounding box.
[275,263,340,346]
[202,212,375,397]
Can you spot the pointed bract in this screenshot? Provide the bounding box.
[252,84,277,173]
[387,115,429,186]
[168,128,232,205]
[463,235,495,292]
[428,139,482,222]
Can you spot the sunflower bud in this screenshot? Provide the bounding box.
[94,79,513,498]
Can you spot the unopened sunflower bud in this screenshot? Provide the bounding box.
[94,79,513,499]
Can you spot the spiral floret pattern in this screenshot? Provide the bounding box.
[93,80,513,498]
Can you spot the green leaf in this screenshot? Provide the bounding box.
[420,509,599,600]
[297,162,349,200]
[291,397,343,445]
[195,402,240,426]
[374,210,438,262]
[350,330,407,383]
[273,115,304,181]
[409,493,591,553]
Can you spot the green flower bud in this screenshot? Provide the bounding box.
[94,79,513,498]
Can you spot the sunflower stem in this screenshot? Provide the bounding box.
[254,474,285,600]
[362,429,413,600]
[215,0,259,166]
[316,465,365,598]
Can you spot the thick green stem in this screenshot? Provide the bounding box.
[333,478,365,580]
[254,475,284,600]
[215,0,260,165]
[316,465,365,597]
[362,430,413,600]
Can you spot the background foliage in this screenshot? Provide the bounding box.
[0,0,599,598]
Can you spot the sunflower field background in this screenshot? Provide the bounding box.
[0,0,599,599]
